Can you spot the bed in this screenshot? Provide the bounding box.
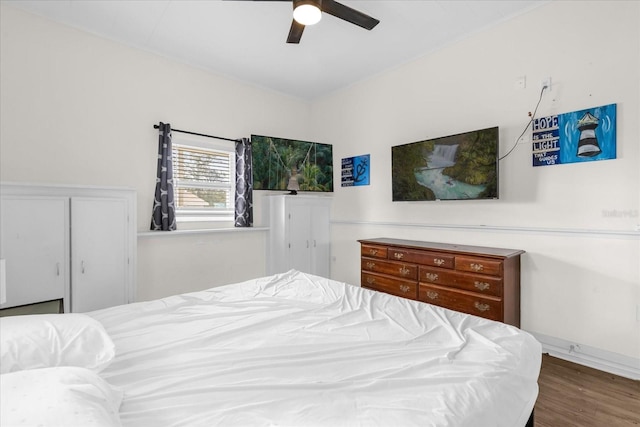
[1,270,541,426]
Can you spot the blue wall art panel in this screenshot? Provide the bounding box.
[532,103,616,167]
[341,154,370,187]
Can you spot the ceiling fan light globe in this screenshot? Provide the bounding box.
[293,4,322,26]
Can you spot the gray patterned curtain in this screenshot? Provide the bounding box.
[150,122,176,231]
[234,137,253,227]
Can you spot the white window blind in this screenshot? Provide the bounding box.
[173,142,234,219]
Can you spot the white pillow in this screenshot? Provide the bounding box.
[0,366,123,427]
[0,313,115,374]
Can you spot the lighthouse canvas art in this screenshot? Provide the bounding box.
[531,103,617,167]
[392,127,499,201]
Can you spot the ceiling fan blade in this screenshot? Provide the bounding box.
[287,19,305,44]
[321,0,379,30]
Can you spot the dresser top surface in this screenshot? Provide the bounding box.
[358,238,525,258]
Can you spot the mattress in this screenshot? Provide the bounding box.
[90,270,541,426]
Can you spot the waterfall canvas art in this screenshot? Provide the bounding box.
[392,127,499,201]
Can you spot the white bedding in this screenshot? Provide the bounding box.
[90,270,541,427]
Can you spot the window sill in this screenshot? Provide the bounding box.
[138,226,268,238]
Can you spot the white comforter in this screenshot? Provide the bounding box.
[90,270,541,427]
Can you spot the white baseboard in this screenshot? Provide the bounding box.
[530,332,640,380]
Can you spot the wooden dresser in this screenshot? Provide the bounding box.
[358,238,525,327]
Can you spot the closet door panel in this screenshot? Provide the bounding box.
[0,197,68,308]
[310,201,330,277]
[288,201,312,274]
[71,198,128,312]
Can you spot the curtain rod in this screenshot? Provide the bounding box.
[153,124,240,143]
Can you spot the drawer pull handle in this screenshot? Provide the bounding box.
[425,273,439,282]
[366,261,376,269]
[399,266,410,276]
[474,281,490,291]
[426,291,439,300]
[369,249,378,256]
[399,284,411,294]
[366,277,376,284]
[393,252,405,260]
[474,302,490,312]
[470,263,484,272]
[433,258,445,266]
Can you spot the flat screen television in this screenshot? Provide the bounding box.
[252,134,333,192]
[392,126,499,201]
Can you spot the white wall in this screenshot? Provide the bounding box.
[0,5,312,299]
[137,229,267,302]
[312,0,639,373]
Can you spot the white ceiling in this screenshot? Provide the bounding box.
[6,0,547,100]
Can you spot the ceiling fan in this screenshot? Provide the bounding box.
[228,0,380,44]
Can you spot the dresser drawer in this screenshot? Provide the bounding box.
[455,256,502,276]
[362,272,417,300]
[388,248,454,269]
[419,267,502,297]
[418,284,502,321]
[362,258,417,280]
[361,244,388,259]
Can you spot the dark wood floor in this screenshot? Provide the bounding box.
[535,354,640,426]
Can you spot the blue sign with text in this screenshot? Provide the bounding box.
[341,154,370,187]
[532,103,616,166]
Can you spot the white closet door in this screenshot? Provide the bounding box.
[310,201,331,277]
[71,198,128,312]
[0,197,68,309]
[265,195,332,277]
[288,200,312,274]
[288,200,312,273]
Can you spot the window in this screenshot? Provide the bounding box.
[172,137,235,221]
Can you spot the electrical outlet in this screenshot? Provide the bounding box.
[541,77,552,92]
